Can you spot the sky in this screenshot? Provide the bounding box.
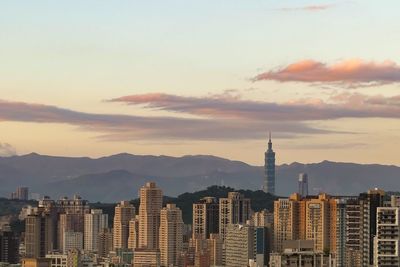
[0,0,400,165]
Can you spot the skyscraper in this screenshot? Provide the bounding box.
[138,182,163,249]
[345,189,385,267]
[159,204,183,267]
[264,133,276,195]
[84,209,108,252]
[113,201,135,250]
[219,192,251,240]
[58,213,84,252]
[25,212,54,258]
[0,225,19,263]
[273,193,338,253]
[97,228,113,258]
[273,195,300,253]
[192,197,219,239]
[298,173,308,197]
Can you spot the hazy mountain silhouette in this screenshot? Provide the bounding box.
[0,153,399,201]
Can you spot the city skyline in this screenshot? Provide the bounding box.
[1,1,400,166]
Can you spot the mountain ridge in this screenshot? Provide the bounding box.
[0,153,399,201]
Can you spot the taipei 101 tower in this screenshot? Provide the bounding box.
[263,133,276,194]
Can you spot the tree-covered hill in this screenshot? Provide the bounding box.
[92,186,277,224]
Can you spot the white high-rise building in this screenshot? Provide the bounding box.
[84,209,108,252]
[375,206,400,266]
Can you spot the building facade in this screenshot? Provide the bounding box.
[84,209,108,252]
[113,201,135,250]
[0,225,19,263]
[225,224,254,267]
[159,204,183,267]
[25,212,54,258]
[375,206,400,266]
[192,197,219,239]
[219,192,251,240]
[138,182,163,250]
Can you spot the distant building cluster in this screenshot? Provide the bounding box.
[10,187,29,201]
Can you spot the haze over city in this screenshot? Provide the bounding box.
[1,1,400,165]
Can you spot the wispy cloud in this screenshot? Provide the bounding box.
[3,90,397,142]
[0,99,326,141]
[281,142,368,150]
[253,59,400,88]
[0,142,17,157]
[278,4,334,12]
[109,92,400,121]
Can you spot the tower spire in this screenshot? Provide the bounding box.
[268,132,272,150]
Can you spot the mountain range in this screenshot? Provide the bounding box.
[0,153,399,202]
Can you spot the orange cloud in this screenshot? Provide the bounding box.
[254,59,400,87]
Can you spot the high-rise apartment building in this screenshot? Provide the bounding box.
[128,216,139,250]
[58,213,84,252]
[298,173,308,197]
[252,209,273,227]
[25,212,55,258]
[62,232,83,254]
[55,196,90,214]
[12,187,29,200]
[192,197,219,239]
[375,206,400,266]
[225,224,254,267]
[219,192,251,240]
[37,195,89,252]
[345,189,385,267]
[18,187,29,200]
[273,194,301,253]
[251,210,273,266]
[207,233,223,267]
[304,193,337,252]
[159,204,183,267]
[273,193,338,253]
[113,201,135,250]
[97,228,113,258]
[335,199,347,267]
[138,182,163,249]
[133,249,161,267]
[264,133,276,195]
[0,225,19,263]
[84,209,108,252]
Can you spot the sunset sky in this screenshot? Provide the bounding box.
[1,0,399,165]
